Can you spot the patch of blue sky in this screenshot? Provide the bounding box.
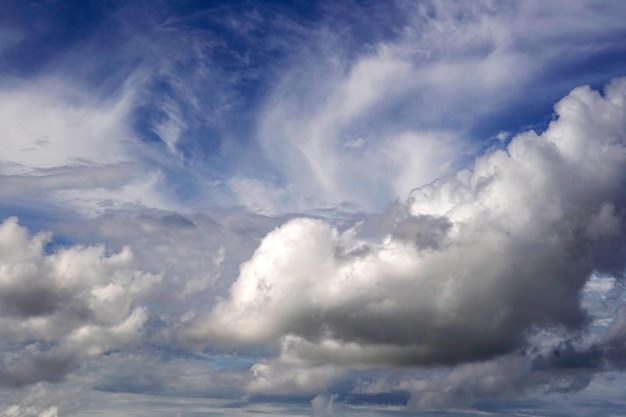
[0,202,74,242]
[0,1,117,75]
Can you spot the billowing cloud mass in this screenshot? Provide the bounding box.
[183,78,626,388]
[0,217,157,386]
[1,0,626,416]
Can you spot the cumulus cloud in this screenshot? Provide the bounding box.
[50,208,285,303]
[0,217,159,387]
[183,78,626,393]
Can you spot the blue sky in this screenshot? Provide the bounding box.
[1,1,626,416]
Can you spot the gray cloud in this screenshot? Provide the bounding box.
[399,304,626,411]
[182,78,626,393]
[0,217,159,386]
[0,204,289,400]
[352,291,626,411]
[0,352,76,388]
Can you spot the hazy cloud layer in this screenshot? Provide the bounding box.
[0,78,180,216]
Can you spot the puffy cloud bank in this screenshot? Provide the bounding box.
[184,79,626,382]
[0,217,158,387]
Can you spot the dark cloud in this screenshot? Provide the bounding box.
[0,351,76,387]
[0,286,71,318]
[354,281,626,410]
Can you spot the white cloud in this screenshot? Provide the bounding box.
[48,209,278,305]
[256,45,466,211]
[184,78,626,394]
[0,405,58,417]
[228,177,289,214]
[52,171,180,216]
[0,217,159,386]
[0,76,183,215]
[310,394,338,417]
[0,80,131,171]
[243,0,626,214]
[247,359,342,395]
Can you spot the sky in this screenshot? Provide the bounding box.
[1,0,626,416]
